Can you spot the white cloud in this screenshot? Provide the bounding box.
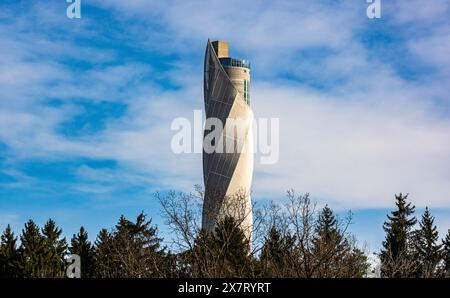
[252,83,450,208]
[0,0,449,211]
[408,29,450,75]
[388,0,450,25]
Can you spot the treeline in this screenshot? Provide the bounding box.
[0,190,449,278]
[380,193,450,277]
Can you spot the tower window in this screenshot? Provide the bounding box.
[243,80,250,105]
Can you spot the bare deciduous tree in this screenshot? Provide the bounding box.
[157,187,369,278]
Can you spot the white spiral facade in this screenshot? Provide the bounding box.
[202,40,254,241]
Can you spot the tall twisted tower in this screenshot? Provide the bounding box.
[202,40,254,241]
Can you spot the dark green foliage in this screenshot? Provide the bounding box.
[314,206,339,244]
[41,219,68,277]
[312,206,347,277]
[442,230,450,277]
[343,247,370,277]
[214,216,251,277]
[94,212,165,278]
[312,206,368,277]
[70,226,95,278]
[183,217,253,278]
[186,229,220,277]
[1,191,447,278]
[380,193,417,277]
[260,226,295,277]
[19,220,46,277]
[93,228,114,278]
[0,225,22,277]
[412,208,441,277]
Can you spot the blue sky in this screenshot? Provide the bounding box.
[1,0,450,255]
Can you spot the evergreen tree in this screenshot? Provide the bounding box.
[0,225,22,277]
[312,206,349,277]
[185,217,250,278]
[70,226,95,278]
[41,219,68,277]
[315,206,339,241]
[412,208,441,277]
[20,220,46,277]
[343,247,370,278]
[380,193,417,278]
[187,229,219,277]
[441,229,450,277]
[260,226,295,277]
[94,213,165,277]
[113,213,164,277]
[214,216,251,277]
[93,228,114,278]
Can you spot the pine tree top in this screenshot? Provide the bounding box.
[1,224,18,254]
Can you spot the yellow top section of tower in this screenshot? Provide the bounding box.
[211,40,229,58]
